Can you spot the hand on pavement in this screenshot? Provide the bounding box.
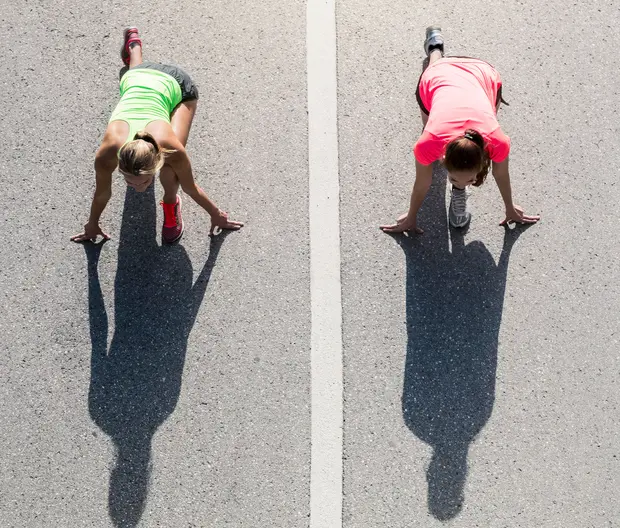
[71,222,110,243]
[210,210,244,236]
[500,204,540,226]
[380,212,423,234]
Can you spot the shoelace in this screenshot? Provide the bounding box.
[451,188,467,216]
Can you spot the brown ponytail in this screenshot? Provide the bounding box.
[443,129,491,186]
[118,131,175,177]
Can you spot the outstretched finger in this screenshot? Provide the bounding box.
[520,215,540,224]
[380,224,401,233]
[381,225,423,234]
[226,221,244,229]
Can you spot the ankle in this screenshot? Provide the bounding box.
[429,48,444,61]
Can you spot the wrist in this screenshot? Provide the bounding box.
[208,206,222,218]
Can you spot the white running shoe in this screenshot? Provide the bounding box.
[449,186,471,228]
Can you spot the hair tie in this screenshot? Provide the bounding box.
[134,132,159,153]
[463,132,475,141]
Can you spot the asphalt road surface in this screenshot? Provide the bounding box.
[1,0,619,527]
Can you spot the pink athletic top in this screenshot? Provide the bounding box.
[413,57,510,165]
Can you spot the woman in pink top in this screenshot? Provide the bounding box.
[381,27,540,232]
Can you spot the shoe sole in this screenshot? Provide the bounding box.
[163,223,184,244]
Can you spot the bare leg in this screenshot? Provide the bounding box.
[129,43,143,68]
[429,49,443,65]
[160,99,198,203]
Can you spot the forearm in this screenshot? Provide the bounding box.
[168,147,221,217]
[408,177,432,218]
[89,148,116,225]
[492,158,514,208]
[493,172,513,207]
[87,190,111,224]
[185,185,220,216]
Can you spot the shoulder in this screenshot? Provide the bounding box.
[414,131,445,165]
[486,128,511,162]
[98,122,127,153]
[95,125,124,169]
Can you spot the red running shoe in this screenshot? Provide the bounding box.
[161,195,184,244]
[121,27,142,66]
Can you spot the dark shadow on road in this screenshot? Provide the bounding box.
[395,165,526,520]
[84,186,226,528]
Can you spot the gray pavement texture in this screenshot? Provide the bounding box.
[339,1,620,527]
[0,0,619,527]
[1,1,309,527]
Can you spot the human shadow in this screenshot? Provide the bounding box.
[396,166,526,520]
[84,186,226,528]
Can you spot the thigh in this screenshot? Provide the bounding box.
[170,100,198,147]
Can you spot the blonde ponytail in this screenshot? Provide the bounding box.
[118,131,176,176]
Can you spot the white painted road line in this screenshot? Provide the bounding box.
[307,0,343,527]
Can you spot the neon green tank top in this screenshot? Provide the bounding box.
[109,68,183,147]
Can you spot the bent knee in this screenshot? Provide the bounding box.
[159,163,177,179]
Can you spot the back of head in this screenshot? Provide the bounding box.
[443,129,490,186]
[118,131,165,177]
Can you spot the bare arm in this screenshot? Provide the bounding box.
[71,144,117,242]
[88,151,116,223]
[380,158,433,233]
[164,138,243,233]
[408,159,434,218]
[491,157,514,209]
[492,157,540,225]
[165,143,220,216]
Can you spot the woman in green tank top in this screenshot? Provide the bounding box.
[71,28,243,244]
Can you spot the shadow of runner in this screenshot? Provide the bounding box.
[396,165,525,520]
[84,186,226,528]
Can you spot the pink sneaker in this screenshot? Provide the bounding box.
[161,195,184,243]
[121,27,141,66]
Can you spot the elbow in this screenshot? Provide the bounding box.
[95,189,112,203]
[414,175,432,191]
[181,183,200,198]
